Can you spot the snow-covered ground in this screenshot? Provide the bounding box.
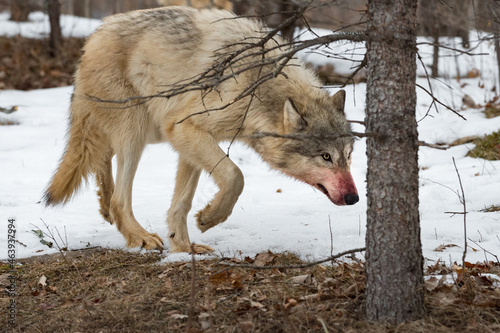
[0,11,101,38]
[1,12,499,265]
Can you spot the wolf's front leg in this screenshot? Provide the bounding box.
[167,157,214,254]
[194,154,244,232]
[168,122,244,234]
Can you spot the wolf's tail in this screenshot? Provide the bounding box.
[44,113,109,206]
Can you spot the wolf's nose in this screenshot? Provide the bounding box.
[344,194,359,205]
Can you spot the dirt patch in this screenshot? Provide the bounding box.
[1,247,500,332]
[0,36,84,90]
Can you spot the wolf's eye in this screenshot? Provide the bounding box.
[322,153,331,162]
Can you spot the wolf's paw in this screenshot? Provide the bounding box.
[195,204,228,233]
[170,242,215,254]
[191,243,215,254]
[126,231,164,251]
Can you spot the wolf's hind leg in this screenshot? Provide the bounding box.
[168,123,244,234]
[167,157,214,254]
[96,150,115,224]
[110,146,164,250]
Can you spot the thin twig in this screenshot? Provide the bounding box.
[340,53,367,88]
[186,243,197,333]
[328,215,334,259]
[248,130,376,141]
[219,247,366,269]
[468,238,500,264]
[452,157,468,278]
[416,51,439,122]
[416,83,466,120]
[419,141,448,150]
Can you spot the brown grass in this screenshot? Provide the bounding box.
[1,248,499,332]
[480,205,500,213]
[466,131,500,161]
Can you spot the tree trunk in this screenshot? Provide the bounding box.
[47,0,63,58]
[365,0,425,323]
[431,27,439,78]
[495,28,500,90]
[9,0,37,22]
[231,0,301,41]
[75,0,91,18]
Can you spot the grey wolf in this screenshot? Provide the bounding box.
[44,7,358,253]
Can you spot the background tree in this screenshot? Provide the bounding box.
[365,0,424,322]
[9,0,38,21]
[231,0,301,41]
[47,0,63,57]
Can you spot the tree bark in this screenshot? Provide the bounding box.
[74,0,91,18]
[365,0,425,323]
[47,0,63,58]
[231,0,301,41]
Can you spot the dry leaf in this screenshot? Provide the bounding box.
[289,274,317,286]
[209,270,232,285]
[299,294,319,302]
[239,321,254,333]
[231,272,245,290]
[170,313,188,320]
[436,292,458,306]
[38,275,47,287]
[164,277,173,289]
[433,244,459,252]
[473,294,500,308]
[254,251,276,267]
[462,94,478,108]
[199,312,211,330]
[474,275,493,287]
[425,276,440,292]
[284,298,299,309]
[158,268,172,279]
[235,297,267,312]
[250,288,267,302]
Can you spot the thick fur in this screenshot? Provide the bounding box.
[44,7,358,253]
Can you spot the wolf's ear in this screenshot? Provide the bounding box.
[284,98,307,131]
[332,89,346,115]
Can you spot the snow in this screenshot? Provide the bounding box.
[0,13,499,266]
[0,11,101,38]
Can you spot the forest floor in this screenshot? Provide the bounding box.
[1,247,500,333]
[0,36,83,90]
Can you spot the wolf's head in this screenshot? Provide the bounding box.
[256,90,359,206]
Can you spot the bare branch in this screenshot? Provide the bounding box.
[416,51,439,122]
[416,41,489,57]
[186,243,197,333]
[416,83,466,120]
[248,130,376,141]
[340,53,367,88]
[84,29,368,114]
[218,247,366,270]
[452,157,468,276]
[418,141,448,150]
